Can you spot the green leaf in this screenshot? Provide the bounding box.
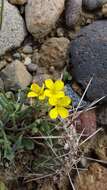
[0,181,7,190]
[22,139,35,150]
[14,135,23,150]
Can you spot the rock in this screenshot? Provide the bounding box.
[8,0,27,5]
[27,63,37,73]
[22,45,33,54]
[0,78,4,90]
[13,52,22,60]
[24,57,32,65]
[25,0,65,39]
[65,84,87,107]
[69,21,107,102]
[33,37,70,79]
[0,0,26,56]
[0,60,32,90]
[94,133,107,161]
[33,73,51,86]
[76,109,97,136]
[65,0,82,28]
[83,0,107,11]
[56,28,64,37]
[74,163,107,190]
[102,3,107,17]
[0,60,7,70]
[97,104,107,126]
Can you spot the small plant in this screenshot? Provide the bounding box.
[0,79,73,164]
[0,78,100,188]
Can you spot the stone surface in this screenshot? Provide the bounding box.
[22,45,33,54]
[0,0,26,56]
[8,0,27,5]
[25,0,65,39]
[83,0,107,11]
[0,60,32,91]
[94,133,107,161]
[27,63,37,73]
[65,0,82,28]
[0,78,4,90]
[33,37,70,80]
[69,21,107,102]
[0,60,7,70]
[97,104,107,126]
[76,109,97,136]
[74,163,107,190]
[65,84,87,107]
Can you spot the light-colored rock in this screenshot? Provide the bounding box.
[0,78,4,89]
[74,163,107,190]
[0,60,32,90]
[0,0,26,56]
[8,0,27,5]
[22,45,33,54]
[33,37,70,80]
[0,60,7,70]
[25,0,65,39]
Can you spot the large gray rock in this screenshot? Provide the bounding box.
[0,60,32,91]
[0,0,26,56]
[69,21,107,102]
[25,0,65,39]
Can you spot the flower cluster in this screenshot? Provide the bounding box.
[27,79,72,119]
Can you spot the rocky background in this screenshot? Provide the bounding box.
[0,0,107,189]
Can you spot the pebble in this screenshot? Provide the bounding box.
[27,63,37,73]
[22,45,33,54]
[24,57,32,65]
[13,52,22,60]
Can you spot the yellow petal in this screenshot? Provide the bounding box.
[54,91,65,99]
[41,83,45,92]
[54,80,64,91]
[49,107,58,119]
[39,93,45,100]
[49,97,57,106]
[31,83,41,93]
[45,79,54,89]
[58,107,69,119]
[58,96,71,107]
[27,92,38,98]
[44,89,52,97]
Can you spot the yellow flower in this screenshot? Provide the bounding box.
[49,96,71,119]
[27,83,45,100]
[45,79,65,101]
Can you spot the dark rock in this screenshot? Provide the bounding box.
[83,0,107,11]
[97,104,107,126]
[65,0,82,28]
[69,21,107,102]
